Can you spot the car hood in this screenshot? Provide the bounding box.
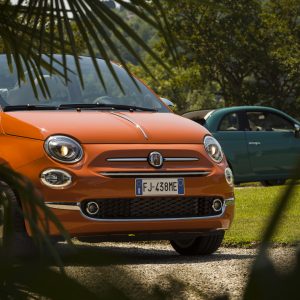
[1,111,209,144]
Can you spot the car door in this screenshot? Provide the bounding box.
[244,110,296,177]
[213,111,252,181]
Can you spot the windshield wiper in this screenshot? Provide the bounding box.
[3,104,58,112]
[58,103,157,112]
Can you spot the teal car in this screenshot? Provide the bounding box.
[183,106,300,185]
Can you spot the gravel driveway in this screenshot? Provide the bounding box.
[56,241,296,300]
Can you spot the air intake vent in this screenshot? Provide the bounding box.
[81,197,223,220]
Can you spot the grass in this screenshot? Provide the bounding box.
[224,185,300,246]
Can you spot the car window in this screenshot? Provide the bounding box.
[0,55,169,112]
[246,111,294,132]
[219,113,239,131]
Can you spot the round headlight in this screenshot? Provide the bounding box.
[204,135,223,163]
[44,135,83,163]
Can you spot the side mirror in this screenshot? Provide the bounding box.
[295,124,300,138]
[161,97,175,108]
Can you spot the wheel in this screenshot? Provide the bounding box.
[1,184,37,257]
[261,179,286,186]
[170,231,224,255]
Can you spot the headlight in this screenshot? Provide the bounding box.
[204,135,223,163]
[44,135,83,163]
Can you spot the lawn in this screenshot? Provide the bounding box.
[224,185,300,246]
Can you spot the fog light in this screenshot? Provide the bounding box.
[225,168,234,186]
[41,169,72,188]
[212,199,223,212]
[86,201,99,215]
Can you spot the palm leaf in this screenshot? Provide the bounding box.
[0,165,72,270]
[0,0,176,96]
[244,157,300,299]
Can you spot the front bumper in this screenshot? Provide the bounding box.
[13,142,234,238]
[45,197,234,237]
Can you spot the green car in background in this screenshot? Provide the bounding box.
[183,106,300,185]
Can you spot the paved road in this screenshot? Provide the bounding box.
[55,241,296,300]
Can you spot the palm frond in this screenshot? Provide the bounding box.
[0,0,176,97]
[0,164,72,270]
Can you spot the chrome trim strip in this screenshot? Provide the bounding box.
[45,202,80,211]
[106,157,199,162]
[100,171,210,177]
[164,158,199,162]
[107,158,148,162]
[224,197,235,206]
[109,112,148,140]
[40,169,72,189]
[79,206,226,222]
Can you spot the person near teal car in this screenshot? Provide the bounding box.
[183,106,300,185]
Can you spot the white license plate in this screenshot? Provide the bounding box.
[135,178,185,196]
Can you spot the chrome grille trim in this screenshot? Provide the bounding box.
[100,171,210,177]
[224,197,235,206]
[106,157,199,162]
[107,158,148,162]
[79,204,226,222]
[45,202,80,210]
[164,158,199,162]
[45,198,234,220]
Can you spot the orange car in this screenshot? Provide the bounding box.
[0,55,234,255]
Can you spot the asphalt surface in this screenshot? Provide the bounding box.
[54,240,297,300]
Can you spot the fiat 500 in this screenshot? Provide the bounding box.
[0,55,234,255]
[183,106,300,186]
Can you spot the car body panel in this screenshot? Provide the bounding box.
[245,131,296,176]
[183,106,300,183]
[43,205,234,237]
[2,111,209,144]
[213,131,252,179]
[13,139,233,237]
[0,55,234,240]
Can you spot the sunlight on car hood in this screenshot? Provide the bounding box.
[1,111,209,144]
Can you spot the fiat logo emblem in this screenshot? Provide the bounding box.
[148,151,163,168]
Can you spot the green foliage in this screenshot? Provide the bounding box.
[91,8,158,65]
[0,1,300,299]
[131,58,224,113]
[146,0,300,118]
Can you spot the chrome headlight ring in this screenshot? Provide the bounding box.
[44,135,83,164]
[204,135,223,163]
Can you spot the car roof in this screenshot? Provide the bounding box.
[183,106,300,130]
[182,109,213,120]
[213,105,281,113]
[184,105,298,118]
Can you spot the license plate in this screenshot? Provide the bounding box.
[135,178,185,196]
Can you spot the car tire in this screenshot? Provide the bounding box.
[1,184,38,257]
[261,179,286,186]
[170,231,224,255]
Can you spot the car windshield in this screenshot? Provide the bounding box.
[0,55,168,112]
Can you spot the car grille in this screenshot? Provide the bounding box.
[81,197,223,220]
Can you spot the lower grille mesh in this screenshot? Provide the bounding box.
[81,197,223,219]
